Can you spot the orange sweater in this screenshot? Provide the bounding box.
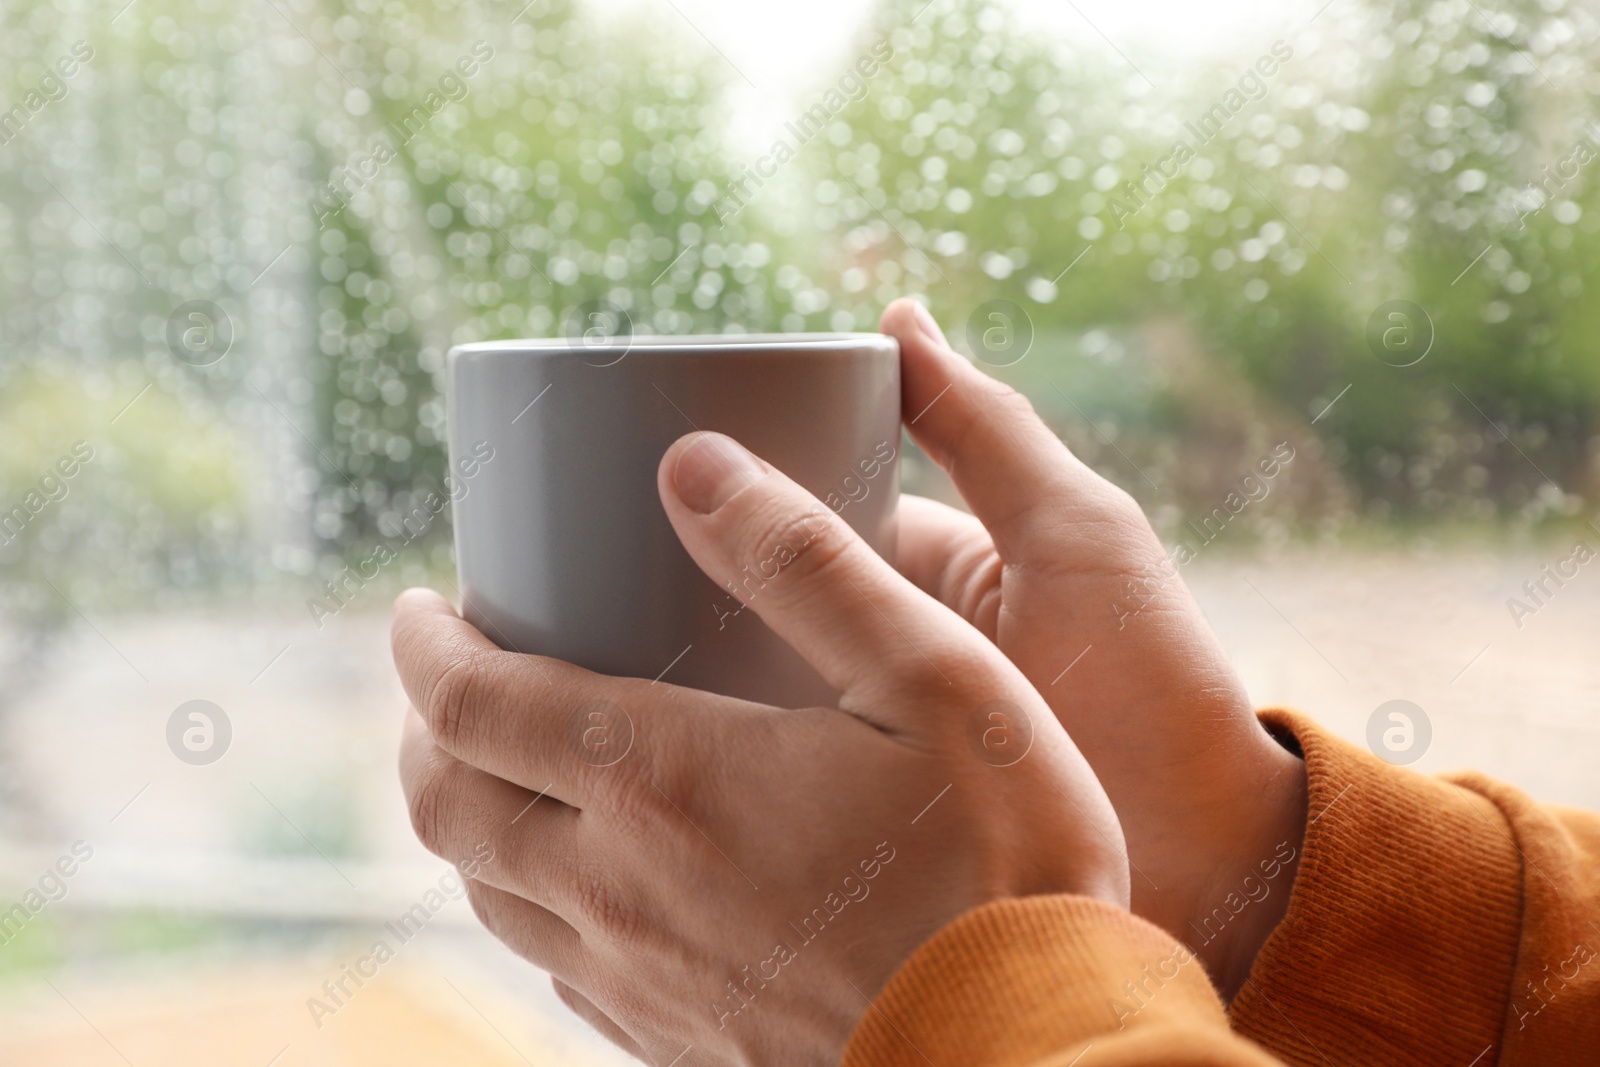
[844,710,1600,1066]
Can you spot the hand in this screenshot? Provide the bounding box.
[393,430,1128,1065]
[880,299,1308,996]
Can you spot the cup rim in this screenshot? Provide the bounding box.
[449,332,897,359]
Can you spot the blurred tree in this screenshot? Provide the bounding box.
[795,0,1599,529]
[1,0,1598,640]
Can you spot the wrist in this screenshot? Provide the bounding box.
[1181,731,1309,999]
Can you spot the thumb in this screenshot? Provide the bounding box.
[882,298,1148,564]
[657,430,985,719]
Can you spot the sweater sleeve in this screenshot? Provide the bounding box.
[843,709,1600,1067]
[841,893,1284,1067]
[1232,708,1600,1066]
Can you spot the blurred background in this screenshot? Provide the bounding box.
[2,0,1598,1061]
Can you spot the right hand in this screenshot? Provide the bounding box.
[393,427,1129,1065]
[879,298,1309,997]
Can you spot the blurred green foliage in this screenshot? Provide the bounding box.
[1,0,1598,621]
[0,910,246,980]
[0,371,247,622]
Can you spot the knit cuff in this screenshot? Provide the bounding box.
[842,895,1231,1067]
[1231,709,1523,1064]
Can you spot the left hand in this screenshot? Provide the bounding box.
[879,300,1307,996]
[393,430,1128,1066]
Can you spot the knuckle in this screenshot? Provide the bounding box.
[739,500,853,595]
[930,644,1002,702]
[465,878,499,932]
[941,376,1038,469]
[865,633,994,705]
[597,771,660,829]
[1100,481,1147,525]
[551,976,582,1015]
[406,763,456,856]
[950,538,1004,631]
[975,376,1041,438]
[596,982,650,1039]
[987,376,1039,421]
[1093,484,1165,561]
[424,654,485,750]
[571,869,640,942]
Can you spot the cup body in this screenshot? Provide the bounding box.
[447,333,900,709]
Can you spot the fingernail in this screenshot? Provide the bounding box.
[912,301,948,346]
[673,433,767,514]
